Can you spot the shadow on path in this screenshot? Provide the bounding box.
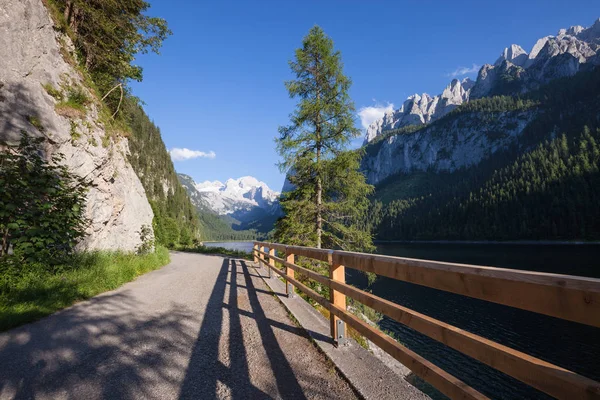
[179,258,310,399]
[0,291,199,399]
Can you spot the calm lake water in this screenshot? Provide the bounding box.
[203,241,255,252]
[205,241,600,399]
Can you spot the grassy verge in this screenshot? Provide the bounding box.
[0,246,170,332]
[178,245,252,260]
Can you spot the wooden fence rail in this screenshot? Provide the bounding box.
[252,241,600,400]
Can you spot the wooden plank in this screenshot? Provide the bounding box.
[333,251,600,327]
[255,241,287,253]
[259,246,265,274]
[327,302,488,400]
[257,256,286,278]
[329,280,600,400]
[273,270,488,400]
[253,244,258,263]
[330,259,346,342]
[257,244,600,398]
[285,245,332,262]
[256,250,330,287]
[268,248,275,278]
[286,250,295,297]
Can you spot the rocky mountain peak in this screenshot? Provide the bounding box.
[495,44,528,67]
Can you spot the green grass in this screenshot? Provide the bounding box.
[42,82,63,100]
[0,247,170,332]
[25,115,45,133]
[55,86,90,119]
[178,245,252,260]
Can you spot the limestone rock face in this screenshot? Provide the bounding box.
[364,18,600,144]
[362,111,535,185]
[0,0,154,251]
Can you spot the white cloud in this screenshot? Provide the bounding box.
[169,148,216,161]
[447,63,481,78]
[357,101,395,130]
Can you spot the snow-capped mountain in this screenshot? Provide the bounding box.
[194,176,280,215]
[364,18,600,145]
[178,174,280,215]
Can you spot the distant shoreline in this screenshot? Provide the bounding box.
[202,240,255,243]
[374,240,600,245]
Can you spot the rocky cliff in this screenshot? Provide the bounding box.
[362,18,600,185]
[0,0,153,251]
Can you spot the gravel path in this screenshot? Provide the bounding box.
[0,252,358,399]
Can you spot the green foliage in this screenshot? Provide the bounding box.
[0,134,90,264]
[65,86,89,109]
[42,83,63,100]
[25,116,45,133]
[275,26,374,252]
[69,121,81,142]
[56,85,89,113]
[0,246,170,331]
[197,211,259,241]
[136,225,154,255]
[49,0,171,115]
[370,127,600,241]
[445,94,538,117]
[43,0,202,249]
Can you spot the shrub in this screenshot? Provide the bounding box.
[0,133,90,265]
[55,86,90,118]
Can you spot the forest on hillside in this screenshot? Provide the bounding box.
[366,68,600,241]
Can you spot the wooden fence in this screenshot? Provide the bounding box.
[252,241,600,400]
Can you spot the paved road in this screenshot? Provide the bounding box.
[0,252,358,399]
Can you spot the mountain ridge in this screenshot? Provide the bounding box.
[364,18,600,146]
[178,173,281,235]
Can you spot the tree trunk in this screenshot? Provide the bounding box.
[316,145,322,249]
[314,55,322,249]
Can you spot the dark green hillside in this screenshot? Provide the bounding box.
[367,68,600,241]
[126,103,204,247]
[197,212,258,241]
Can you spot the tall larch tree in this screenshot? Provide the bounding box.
[275,26,373,251]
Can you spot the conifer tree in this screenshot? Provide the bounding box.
[275,26,373,251]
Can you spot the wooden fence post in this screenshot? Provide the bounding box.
[268,247,274,279]
[259,245,265,272]
[285,249,295,297]
[330,252,346,346]
[253,243,258,263]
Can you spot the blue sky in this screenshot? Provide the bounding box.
[130,1,598,191]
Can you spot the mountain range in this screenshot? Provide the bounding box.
[361,18,600,185]
[178,174,281,236]
[361,17,600,241]
[364,19,600,146]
